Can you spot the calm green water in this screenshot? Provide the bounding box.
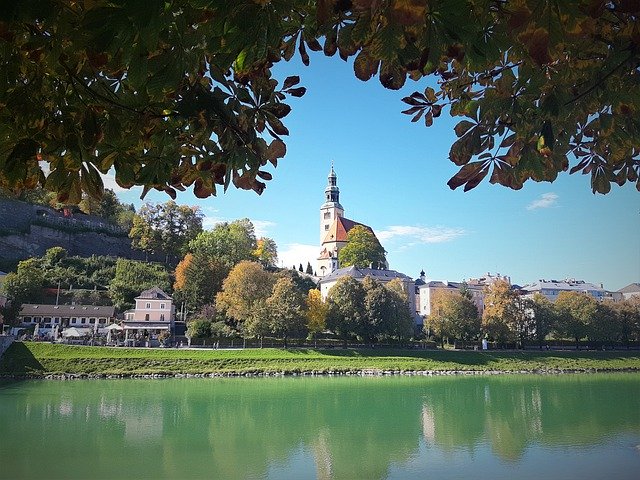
[1,374,639,480]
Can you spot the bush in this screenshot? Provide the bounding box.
[186,320,211,339]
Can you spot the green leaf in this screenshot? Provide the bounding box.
[80,163,105,199]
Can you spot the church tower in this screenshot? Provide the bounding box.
[319,164,344,244]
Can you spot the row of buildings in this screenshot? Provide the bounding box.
[2,166,638,338]
[13,287,175,341]
[314,166,639,329]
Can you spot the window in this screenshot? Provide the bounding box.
[90,318,95,324]
[146,303,151,309]
[325,224,329,230]
[81,318,86,324]
[145,314,149,321]
[324,212,330,219]
[160,314,165,321]
[71,318,77,324]
[160,303,165,309]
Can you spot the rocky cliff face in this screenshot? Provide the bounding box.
[0,199,149,266]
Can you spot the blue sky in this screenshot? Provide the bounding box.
[113,52,639,292]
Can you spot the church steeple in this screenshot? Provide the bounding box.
[324,163,341,204]
[319,162,344,244]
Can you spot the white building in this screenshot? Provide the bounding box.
[617,283,640,300]
[416,280,485,320]
[520,279,608,302]
[318,265,420,326]
[316,165,387,277]
[18,304,116,334]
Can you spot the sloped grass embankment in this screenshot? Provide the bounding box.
[1,342,640,377]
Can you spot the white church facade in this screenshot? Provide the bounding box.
[316,165,387,277]
[315,165,421,327]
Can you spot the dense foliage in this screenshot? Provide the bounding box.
[173,253,229,314]
[188,219,258,268]
[129,200,203,262]
[327,276,414,345]
[425,287,480,347]
[2,1,637,202]
[108,259,171,311]
[419,280,640,348]
[338,225,387,269]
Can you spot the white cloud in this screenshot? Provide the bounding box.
[252,220,276,237]
[278,243,319,270]
[377,225,466,244]
[201,215,275,237]
[527,192,558,210]
[202,215,224,229]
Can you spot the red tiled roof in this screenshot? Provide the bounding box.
[322,217,375,244]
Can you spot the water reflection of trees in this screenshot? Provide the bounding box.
[420,374,640,461]
[1,375,639,478]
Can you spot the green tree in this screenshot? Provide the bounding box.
[186,320,212,340]
[326,276,366,347]
[305,262,313,275]
[554,291,598,349]
[1,258,44,323]
[0,185,56,207]
[529,293,556,349]
[189,219,257,268]
[265,276,308,348]
[41,246,67,267]
[129,201,203,262]
[338,225,386,269]
[78,188,135,230]
[253,237,278,268]
[215,260,275,331]
[384,280,415,342]
[276,269,318,296]
[362,277,395,343]
[612,298,640,347]
[590,300,619,346]
[108,259,171,311]
[2,2,636,201]
[244,299,272,346]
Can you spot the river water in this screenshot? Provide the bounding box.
[1,374,639,479]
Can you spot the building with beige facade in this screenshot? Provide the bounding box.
[123,287,175,338]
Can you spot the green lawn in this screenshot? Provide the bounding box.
[1,342,639,377]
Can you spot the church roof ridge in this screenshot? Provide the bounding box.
[321,216,376,245]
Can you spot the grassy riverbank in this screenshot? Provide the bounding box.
[1,342,640,377]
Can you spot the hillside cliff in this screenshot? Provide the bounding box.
[0,199,150,268]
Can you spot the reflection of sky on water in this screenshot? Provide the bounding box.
[1,375,639,479]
